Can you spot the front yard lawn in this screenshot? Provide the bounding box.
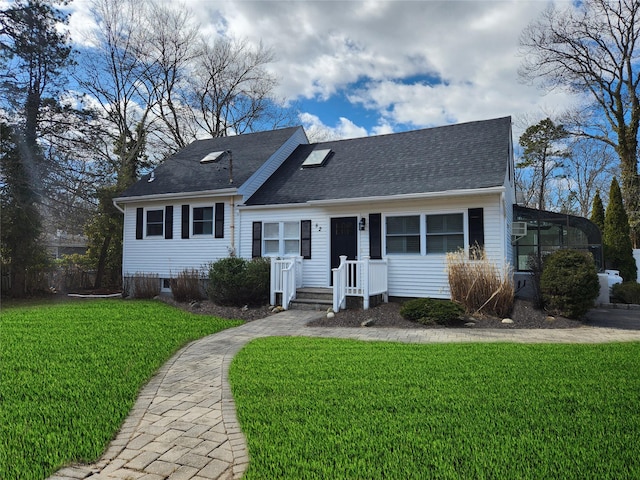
[0,299,241,480]
[231,337,640,479]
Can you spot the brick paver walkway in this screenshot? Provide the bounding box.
[50,310,640,480]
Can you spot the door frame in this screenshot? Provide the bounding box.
[330,216,358,284]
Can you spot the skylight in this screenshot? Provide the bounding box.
[301,148,332,168]
[200,151,225,164]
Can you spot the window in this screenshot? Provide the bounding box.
[426,213,464,253]
[146,209,164,236]
[263,221,300,256]
[386,216,420,254]
[193,207,213,235]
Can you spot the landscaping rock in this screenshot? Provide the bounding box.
[465,322,476,327]
[327,311,335,319]
[360,318,375,327]
[501,318,514,324]
[546,316,555,322]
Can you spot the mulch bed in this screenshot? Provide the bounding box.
[160,296,584,329]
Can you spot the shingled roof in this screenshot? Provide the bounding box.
[246,117,512,205]
[118,126,303,199]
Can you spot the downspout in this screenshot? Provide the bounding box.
[229,195,236,256]
[112,199,125,214]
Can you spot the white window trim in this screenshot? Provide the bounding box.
[191,205,214,236]
[144,207,164,239]
[383,211,467,256]
[262,221,301,257]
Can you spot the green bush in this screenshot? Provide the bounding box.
[399,298,465,325]
[540,250,599,319]
[207,257,270,307]
[611,282,640,305]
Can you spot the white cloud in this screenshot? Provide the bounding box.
[64,0,578,138]
[300,112,368,142]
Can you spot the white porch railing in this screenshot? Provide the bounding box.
[270,256,303,310]
[332,256,388,312]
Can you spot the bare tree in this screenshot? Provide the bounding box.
[190,38,280,137]
[562,139,617,217]
[520,0,640,245]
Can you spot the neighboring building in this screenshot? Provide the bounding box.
[115,117,517,304]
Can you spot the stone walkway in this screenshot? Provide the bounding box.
[50,310,640,480]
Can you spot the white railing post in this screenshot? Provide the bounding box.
[339,255,347,310]
[270,257,276,306]
[362,256,370,310]
[282,267,290,310]
[295,256,303,288]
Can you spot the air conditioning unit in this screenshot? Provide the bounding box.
[511,221,527,243]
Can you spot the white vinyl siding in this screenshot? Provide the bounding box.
[122,199,231,278]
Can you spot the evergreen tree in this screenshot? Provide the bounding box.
[604,178,637,282]
[590,191,605,234]
[517,118,569,211]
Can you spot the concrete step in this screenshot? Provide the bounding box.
[295,287,332,301]
[289,297,333,311]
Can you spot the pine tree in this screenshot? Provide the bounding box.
[590,191,605,234]
[604,178,637,282]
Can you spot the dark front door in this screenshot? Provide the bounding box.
[331,217,358,281]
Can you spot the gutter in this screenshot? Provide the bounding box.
[114,187,239,204]
[113,198,125,214]
[239,186,506,210]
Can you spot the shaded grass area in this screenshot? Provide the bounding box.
[0,300,242,480]
[231,338,640,479]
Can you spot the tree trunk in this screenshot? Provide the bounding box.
[94,234,112,289]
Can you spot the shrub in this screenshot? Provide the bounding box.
[540,249,599,319]
[127,273,160,299]
[170,269,205,302]
[446,248,514,317]
[399,298,465,325]
[208,257,270,307]
[611,282,640,305]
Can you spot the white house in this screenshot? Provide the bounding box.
[114,117,516,309]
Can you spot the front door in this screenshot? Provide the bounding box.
[331,217,358,281]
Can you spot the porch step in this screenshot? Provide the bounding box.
[289,287,333,311]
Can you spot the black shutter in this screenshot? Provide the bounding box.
[215,202,224,238]
[165,206,173,239]
[136,208,143,239]
[369,213,382,259]
[181,205,190,239]
[252,222,262,258]
[301,220,311,259]
[468,208,484,252]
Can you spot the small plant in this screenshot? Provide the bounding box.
[170,269,204,302]
[446,247,514,317]
[127,273,160,299]
[207,257,270,307]
[611,282,640,305]
[399,298,465,325]
[540,249,599,318]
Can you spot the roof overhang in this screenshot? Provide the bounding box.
[240,186,506,210]
[114,188,239,205]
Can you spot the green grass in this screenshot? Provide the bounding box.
[0,299,242,479]
[231,338,640,479]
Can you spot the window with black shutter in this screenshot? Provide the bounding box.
[252,222,262,258]
[165,206,173,239]
[181,205,190,239]
[136,208,143,239]
[468,208,484,253]
[215,202,224,238]
[301,220,311,259]
[369,213,382,259]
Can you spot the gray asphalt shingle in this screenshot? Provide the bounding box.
[118,126,302,198]
[246,117,512,205]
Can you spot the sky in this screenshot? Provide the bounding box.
[63,0,577,142]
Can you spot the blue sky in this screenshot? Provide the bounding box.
[64,0,578,142]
